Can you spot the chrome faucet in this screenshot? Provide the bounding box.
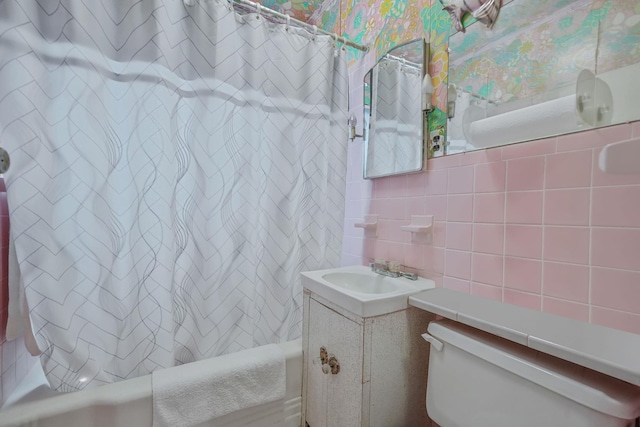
[369,259,418,281]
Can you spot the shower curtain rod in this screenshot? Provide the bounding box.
[229,0,369,52]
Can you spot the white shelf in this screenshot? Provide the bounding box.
[354,215,378,230]
[409,288,640,387]
[400,215,433,234]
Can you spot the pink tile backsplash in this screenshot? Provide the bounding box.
[544,189,590,226]
[405,173,426,197]
[426,154,460,170]
[473,193,505,223]
[424,169,449,195]
[474,162,506,193]
[591,186,640,227]
[459,148,502,166]
[343,100,640,335]
[542,262,589,303]
[505,191,543,224]
[543,297,589,322]
[424,195,447,220]
[591,228,640,271]
[591,307,640,336]
[505,225,543,259]
[406,196,427,216]
[376,198,407,220]
[473,223,504,255]
[444,249,471,280]
[443,276,470,293]
[591,267,640,314]
[432,222,446,247]
[504,257,542,293]
[506,156,545,191]
[545,150,592,189]
[471,253,503,286]
[543,226,590,265]
[404,244,425,270]
[471,282,502,301]
[446,194,473,222]
[447,166,474,194]
[445,222,472,251]
[424,246,445,275]
[556,123,632,152]
[504,289,542,311]
[502,138,556,160]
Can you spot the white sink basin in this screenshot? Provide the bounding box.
[301,265,435,317]
[322,272,397,294]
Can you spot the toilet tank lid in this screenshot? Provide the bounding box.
[428,320,640,420]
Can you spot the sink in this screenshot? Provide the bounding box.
[301,265,435,317]
[321,272,397,294]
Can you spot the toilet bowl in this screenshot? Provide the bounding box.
[422,320,640,427]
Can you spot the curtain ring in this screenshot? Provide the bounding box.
[255,3,261,19]
[285,15,290,31]
[312,25,317,41]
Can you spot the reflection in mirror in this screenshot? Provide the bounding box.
[363,39,427,179]
[446,0,640,155]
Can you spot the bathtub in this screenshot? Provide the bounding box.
[0,340,302,427]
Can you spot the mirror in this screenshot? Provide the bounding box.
[363,39,427,179]
[445,0,640,155]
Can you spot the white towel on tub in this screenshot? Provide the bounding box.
[152,344,286,427]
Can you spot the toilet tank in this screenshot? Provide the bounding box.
[424,320,640,427]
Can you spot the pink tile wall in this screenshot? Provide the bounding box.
[342,64,640,334]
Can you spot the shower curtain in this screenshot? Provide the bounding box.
[0,0,348,391]
[367,60,422,177]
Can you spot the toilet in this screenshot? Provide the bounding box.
[422,319,640,427]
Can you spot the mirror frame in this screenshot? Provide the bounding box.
[362,38,429,179]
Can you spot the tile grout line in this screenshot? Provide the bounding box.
[502,159,508,303]
[540,153,547,313]
[469,165,476,295]
[588,147,594,323]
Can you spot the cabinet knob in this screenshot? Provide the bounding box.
[318,346,340,374]
[327,355,340,375]
[320,346,328,364]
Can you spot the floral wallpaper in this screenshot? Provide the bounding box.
[449,0,640,106]
[308,0,640,157]
[259,0,326,22]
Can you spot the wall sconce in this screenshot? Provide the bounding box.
[348,114,363,141]
[447,84,457,119]
[422,73,434,113]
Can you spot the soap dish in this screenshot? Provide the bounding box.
[354,215,378,236]
[402,215,433,243]
[401,215,433,234]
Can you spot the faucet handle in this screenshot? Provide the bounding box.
[387,261,400,273]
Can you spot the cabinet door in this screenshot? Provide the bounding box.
[305,299,364,427]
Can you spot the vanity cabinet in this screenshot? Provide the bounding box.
[302,290,435,427]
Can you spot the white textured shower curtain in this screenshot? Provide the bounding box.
[0,0,348,391]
